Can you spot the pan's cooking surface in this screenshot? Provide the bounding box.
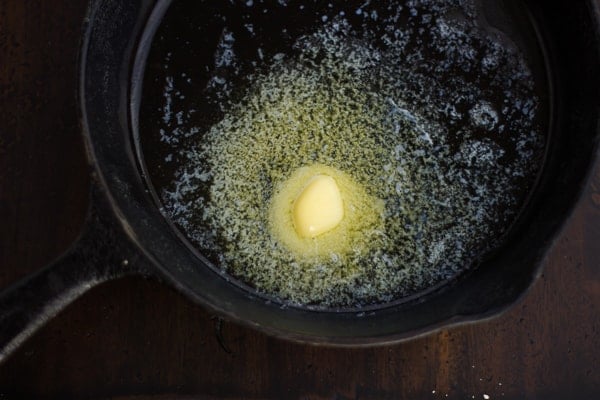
[137,0,549,308]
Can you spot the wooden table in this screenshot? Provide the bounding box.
[1,1,599,399]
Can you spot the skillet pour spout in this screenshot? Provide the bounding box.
[0,0,599,362]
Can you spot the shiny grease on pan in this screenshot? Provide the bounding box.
[137,0,549,308]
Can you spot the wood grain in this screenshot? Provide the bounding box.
[0,1,599,399]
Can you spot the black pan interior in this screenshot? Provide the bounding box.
[134,0,552,310]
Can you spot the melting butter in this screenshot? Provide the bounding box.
[269,164,384,260]
[293,175,344,238]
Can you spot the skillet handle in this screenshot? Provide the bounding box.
[0,180,147,363]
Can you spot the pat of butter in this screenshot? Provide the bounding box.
[293,175,344,238]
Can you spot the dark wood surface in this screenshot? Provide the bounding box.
[1,1,599,399]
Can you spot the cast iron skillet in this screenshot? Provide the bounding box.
[0,0,599,362]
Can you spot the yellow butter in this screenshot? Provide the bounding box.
[269,164,384,260]
[293,175,344,238]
